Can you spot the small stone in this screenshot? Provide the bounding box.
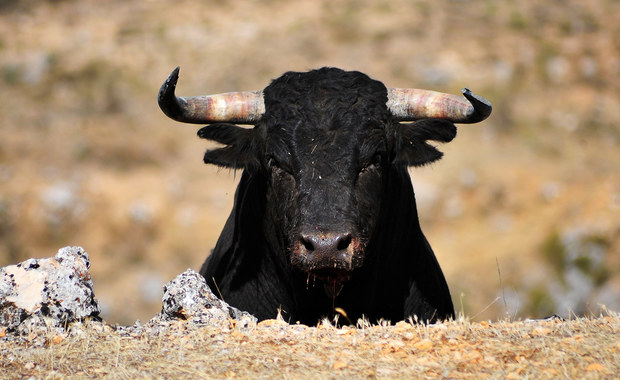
[413,339,433,351]
[332,360,348,370]
[585,363,607,372]
[258,319,288,327]
[24,362,36,370]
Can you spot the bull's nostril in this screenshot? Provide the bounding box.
[337,234,352,251]
[301,237,315,252]
[299,232,353,254]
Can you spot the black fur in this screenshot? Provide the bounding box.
[198,67,455,324]
[394,119,457,167]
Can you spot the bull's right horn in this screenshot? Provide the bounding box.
[387,87,492,123]
[158,67,265,125]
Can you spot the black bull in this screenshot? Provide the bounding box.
[158,67,492,324]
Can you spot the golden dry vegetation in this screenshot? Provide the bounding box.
[2,315,620,379]
[1,0,619,328]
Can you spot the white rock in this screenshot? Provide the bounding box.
[148,269,257,328]
[0,246,100,333]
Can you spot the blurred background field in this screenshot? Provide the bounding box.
[0,0,619,325]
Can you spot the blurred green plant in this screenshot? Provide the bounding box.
[2,64,21,85]
[525,285,556,318]
[541,231,566,280]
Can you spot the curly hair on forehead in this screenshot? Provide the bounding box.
[262,67,390,125]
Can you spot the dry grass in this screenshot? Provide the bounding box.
[2,315,619,379]
[1,0,619,324]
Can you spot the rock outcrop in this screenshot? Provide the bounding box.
[0,246,100,334]
[148,269,256,328]
[0,246,256,336]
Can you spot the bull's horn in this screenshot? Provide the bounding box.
[387,87,492,123]
[158,67,265,124]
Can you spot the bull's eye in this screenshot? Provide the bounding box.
[267,155,293,176]
[267,156,279,169]
[360,153,383,174]
[371,153,383,168]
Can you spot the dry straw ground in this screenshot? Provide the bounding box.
[1,0,620,324]
[2,315,620,379]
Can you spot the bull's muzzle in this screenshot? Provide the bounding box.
[292,230,364,297]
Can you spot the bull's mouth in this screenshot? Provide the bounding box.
[306,268,352,298]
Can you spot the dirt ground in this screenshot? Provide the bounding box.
[1,0,619,326]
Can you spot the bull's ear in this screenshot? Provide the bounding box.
[393,119,457,167]
[197,124,258,169]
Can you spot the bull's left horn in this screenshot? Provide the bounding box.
[387,87,492,123]
[158,67,265,124]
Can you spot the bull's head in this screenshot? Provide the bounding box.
[158,67,491,298]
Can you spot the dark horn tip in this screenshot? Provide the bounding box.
[158,67,184,121]
[461,87,492,123]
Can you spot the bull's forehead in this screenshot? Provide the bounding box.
[264,89,389,143]
[261,67,390,169]
[265,112,387,178]
[294,122,360,170]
